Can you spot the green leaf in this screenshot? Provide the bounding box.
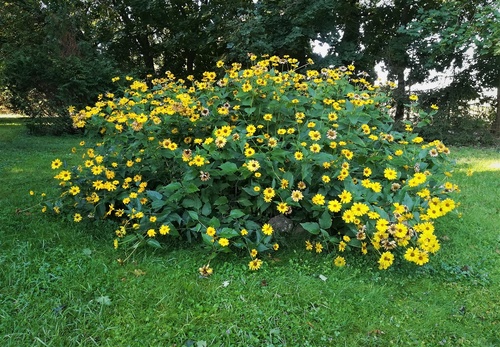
[146,238,162,249]
[229,209,246,219]
[201,203,212,216]
[168,213,183,225]
[245,220,261,231]
[301,165,312,184]
[208,217,221,228]
[202,232,214,246]
[151,199,166,210]
[219,162,238,174]
[270,149,288,161]
[162,182,182,194]
[184,182,199,194]
[218,228,240,238]
[242,186,260,196]
[345,100,354,112]
[182,197,202,209]
[349,134,366,147]
[146,190,162,200]
[300,222,321,235]
[244,107,256,115]
[187,210,199,221]
[319,211,332,229]
[237,198,253,207]
[214,196,228,205]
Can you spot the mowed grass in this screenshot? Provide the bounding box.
[1,119,499,346]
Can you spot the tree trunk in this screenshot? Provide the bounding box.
[394,68,406,122]
[491,80,500,136]
[136,35,155,75]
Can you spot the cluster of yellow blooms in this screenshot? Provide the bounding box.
[44,54,459,271]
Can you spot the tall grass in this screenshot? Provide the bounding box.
[1,119,499,346]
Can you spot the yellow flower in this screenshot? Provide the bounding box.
[263,187,275,198]
[280,179,289,189]
[206,226,216,237]
[311,194,325,206]
[277,202,288,214]
[262,223,273,235]
[378,251,394,270]
[309,143,321,153]
[245,147,255,157]
[315,242,323,253]
[414,249,430,265]
[338,190,352,204]
[55,170,72,181]
[69,186,80,196]
[294,151,304,160]
[147,229,156,237]
[409,94,418,101]
[334,256,346,267]
[190,155,206,167]
[159,225,170,235]
[250,249,258,258]
[246,160,260,172]
[51,159,63,169]
[273,243,279,251]
[351,202,369,216]
[240,229,248,236]
[308,130,321,141]
[218,238,229,247]
[73,213,82,222]
[291,190,304,202]
[342,210,355,223]
[248,258,263,271]
[242,83,252,92]
[384,168,398,180]
[328,200,342,212]
[199,264,213,277]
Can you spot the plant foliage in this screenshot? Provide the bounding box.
[36,55,458,271]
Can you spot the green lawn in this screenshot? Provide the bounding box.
[1,119,499,346]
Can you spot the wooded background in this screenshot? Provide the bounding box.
[0,0,498,143]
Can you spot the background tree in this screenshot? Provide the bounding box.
[0,0,119,134]
[1,0,498,140]
[404,0,500,140]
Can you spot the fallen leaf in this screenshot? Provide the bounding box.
[133,269,146,276]
[95,296,112,306]
[368,329,385,336]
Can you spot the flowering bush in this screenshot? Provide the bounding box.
[40,55,458,271]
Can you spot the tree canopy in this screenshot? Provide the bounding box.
[0,0,499,138]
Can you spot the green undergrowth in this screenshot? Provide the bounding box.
[1,122,499,346]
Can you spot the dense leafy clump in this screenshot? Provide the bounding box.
[39,55,458,271]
